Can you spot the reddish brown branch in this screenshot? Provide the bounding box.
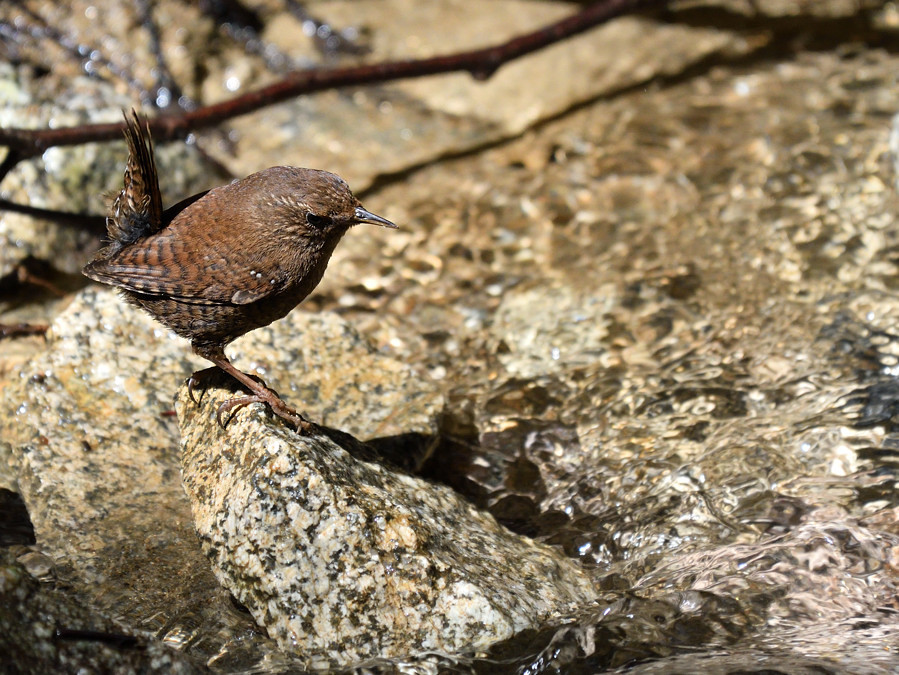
[0,0,661,159]
[0,323,49,339]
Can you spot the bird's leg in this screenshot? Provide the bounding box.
[191,344,312,432]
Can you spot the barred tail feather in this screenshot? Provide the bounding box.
[106,110,163,248]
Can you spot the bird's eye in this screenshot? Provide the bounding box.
[306,213,331,228]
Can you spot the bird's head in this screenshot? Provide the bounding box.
[260,167,396,241]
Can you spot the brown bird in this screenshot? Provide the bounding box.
[83,111,396,430]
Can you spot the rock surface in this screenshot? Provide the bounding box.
[178,382,596,667]
[4,0,899,673]
[0,287,282,670]
[0,548,199,674]
[0,286,443,670]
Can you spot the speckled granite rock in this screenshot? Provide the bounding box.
[0,286,263,665]
[177,382,597,667]
[0,285,443,670]
[217,307,442,440]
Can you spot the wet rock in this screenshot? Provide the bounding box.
[177,382,597,668]
[0,286,266,665]
[0,549,199,674]
[491,282,615,378]
[0,442,17,492]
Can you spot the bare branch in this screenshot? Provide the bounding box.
[0,323,49,340]
[0,0,660,159]
[0,198,106,234]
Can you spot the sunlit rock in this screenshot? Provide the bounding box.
[177,381,597,667]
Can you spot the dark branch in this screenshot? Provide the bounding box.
[0,198,106,234]
[136,0,189,109]
[0,323,49,339]
[0,0,661,159]
[0,150,21,184]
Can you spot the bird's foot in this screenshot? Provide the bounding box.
[187,351,312,432]
[215,391,313,433]
[187,366,268,408]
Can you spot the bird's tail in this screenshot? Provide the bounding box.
[105,110,163,249]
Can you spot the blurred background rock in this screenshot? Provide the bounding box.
[2,0,899,672]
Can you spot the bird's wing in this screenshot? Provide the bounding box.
[84,189,287,305]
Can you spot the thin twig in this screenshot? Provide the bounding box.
[7,1,147,98]
[0,323,49,339]
[202,0,297,72]
[0,198,106,233]
[284,0,370,56]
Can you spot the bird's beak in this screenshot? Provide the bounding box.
[354,206,397,229]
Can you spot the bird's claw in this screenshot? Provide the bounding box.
[187,374,202,405]
[187,366,220,405]
[213,394,313,433]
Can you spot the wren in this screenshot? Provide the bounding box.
[83,111,396,431]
